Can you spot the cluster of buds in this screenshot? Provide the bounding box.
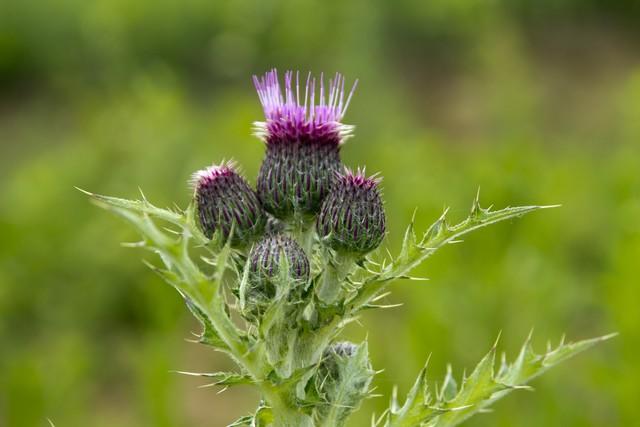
[94,68,584,427]
[192,70,386,284]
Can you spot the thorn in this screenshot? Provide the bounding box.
[599,332,620,341]
[471,187,482,215]
[75,186,93,196]
[121,241,146,248]
[526,327,535,344]
[411,207,418,223]
[368,302,403,309]
[391,385,398,411]
[199,382,218,389]
[493,330,503,349]
[423,353,432,370]
[138,187,148,201]
[539,204,562,209]
[370,291,392,302]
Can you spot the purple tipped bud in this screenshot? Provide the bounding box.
[248,233,310,292]
[192,161,265,245]
[316,341,373,421]
[253,69,357,219]
[330,341,358,358]
[317,168,386,255]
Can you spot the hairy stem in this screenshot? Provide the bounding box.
[317,254,356,304]
[262,384,314,427]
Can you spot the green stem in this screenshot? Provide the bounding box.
[289,215,316,256]
[317,254,355,305]
[257,381,314,427]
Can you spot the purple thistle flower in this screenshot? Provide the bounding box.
[253,69,358,220]
[191,160,265,245]
[252,69,357,144]
[317,168,386,256]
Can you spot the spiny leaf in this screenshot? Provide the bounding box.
[185,298,229,349]
[348,199,558,313]
[174,370,254,387]
[81,188,210,246]
[85,190,249,364]
[385,332,615,427]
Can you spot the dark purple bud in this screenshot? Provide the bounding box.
[252,69,357,219]
[192,161,265,246]
[248,233,310,291]
[317,168,386,255]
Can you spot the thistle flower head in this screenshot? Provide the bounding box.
[317,168,386,256]
[248,233,310,293]
[191,161,265,245]
[253,69,357,219]
[253,69,357,145]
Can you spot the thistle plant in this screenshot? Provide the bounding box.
[83,69,613,427]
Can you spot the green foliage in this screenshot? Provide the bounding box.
[2,1,636,425]
[348,195,559,313]
[81,185,610,426]
[381,333,616,427]
[314,343,375,426]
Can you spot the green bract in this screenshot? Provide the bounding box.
[257,140,341,220]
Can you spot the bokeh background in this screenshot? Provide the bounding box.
[1,0,638,426]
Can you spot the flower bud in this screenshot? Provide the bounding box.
[248,233,310,295]
[330,341,358,358]
[315,341,374,423]
[252,69,357,219]
[192,161,265,245]
[317,168,386,255]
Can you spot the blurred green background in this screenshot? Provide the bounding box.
[1,0,638,426]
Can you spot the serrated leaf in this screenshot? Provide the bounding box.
[386,332,614,427]
[349,199,558,313]
[85,190,249,367]
[387,360,438,427]
[185,298,228,349]
[79,188,209,243]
